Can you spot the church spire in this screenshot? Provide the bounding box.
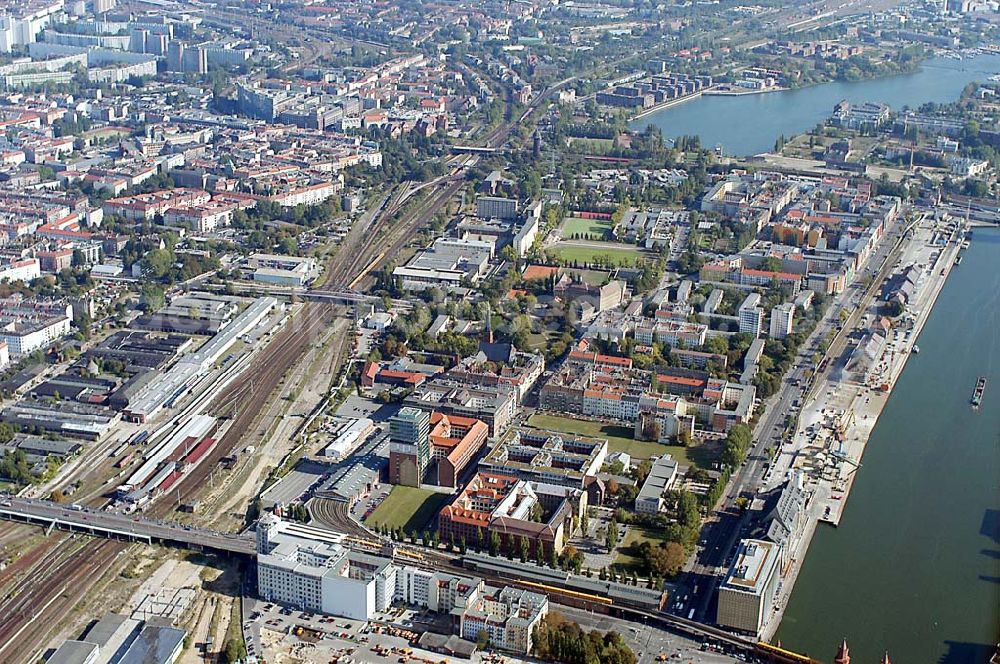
[484,301,494,344]
[834,639,851,664]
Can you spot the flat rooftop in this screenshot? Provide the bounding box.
[721,538,778,596]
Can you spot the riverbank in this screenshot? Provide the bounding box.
[758,212,965,642]
[702,86,787,96]
[630,90,704,121]
[629,53,1000,155]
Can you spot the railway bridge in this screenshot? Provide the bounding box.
[0,497,255,555]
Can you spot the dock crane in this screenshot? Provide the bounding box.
[830,440,861,469]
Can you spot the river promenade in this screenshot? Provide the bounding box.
[777,225,1000,662]
[759,213,965,643]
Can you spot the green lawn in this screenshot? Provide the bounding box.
[524,331,556,352]
[566,137,614,154]
[561,216,614,239]
[526,413,712,468]
[614,526,663,573]
[366,486,450,533]
[550,243,648,268]
[560,268,615,286]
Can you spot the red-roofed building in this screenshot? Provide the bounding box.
[429,412,488,488]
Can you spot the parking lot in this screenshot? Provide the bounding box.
[349,482,391,522]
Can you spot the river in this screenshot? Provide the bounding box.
[776,227,1000,663]
[629,54,1000,156]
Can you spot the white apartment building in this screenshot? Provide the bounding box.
[0,0,63,52]
[738,293,764,337]
[769,303,794,339]
[0,258,41,283]
[163,202,234,233]
[1,314,70,355]
[271,182,338,207]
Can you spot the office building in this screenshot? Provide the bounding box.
[405,379,517,436]
[428,411,488,488]
[479,428,607,502]
[716,539,781,635]
[476,196,518,220]
[437,471,586,558]
[389,407,431,487]
[769,303,795,340]
[256,513,391,619]
[257,514,500,629]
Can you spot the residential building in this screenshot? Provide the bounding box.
[541,341,754,433]
[738,293,764,337]
[445,349,545,404]
[0,257,40,283]
[0,310,71,355]
[769,303,795,339]
[832,100,891,130]
[458,586,548,655]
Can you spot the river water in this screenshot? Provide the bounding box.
[776,227,1000,663]
[629,54,1000,156]
[626,52,1000,661]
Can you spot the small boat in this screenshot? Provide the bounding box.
[955,254,963,265]
[912,345,920,354]
[972,376,987,408]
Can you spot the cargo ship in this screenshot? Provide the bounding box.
[972,377,987,408]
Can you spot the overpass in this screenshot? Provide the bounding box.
[0,497,255,555]
[305,288,392,306]
[448,144,504,155]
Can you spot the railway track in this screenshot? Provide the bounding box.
[0,537,122,664]
[148,304,335,519]
[348,177,466,292]
[324,173,463,291]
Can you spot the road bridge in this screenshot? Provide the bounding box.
[0,497,255,555]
